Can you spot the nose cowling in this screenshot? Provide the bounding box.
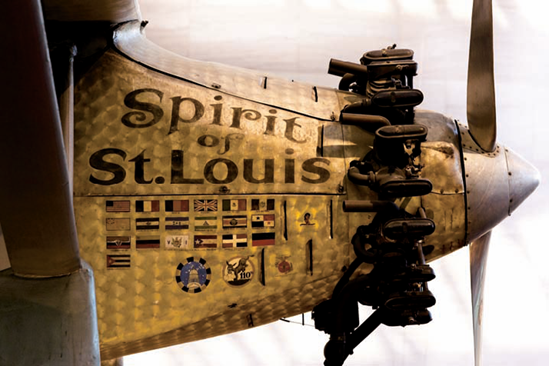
[460,126,540,243]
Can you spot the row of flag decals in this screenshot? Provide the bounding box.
[105,233,275,251]
[105,198,275,213]
[106,215,275,231]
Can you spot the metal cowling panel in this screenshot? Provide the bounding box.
[75,195,350,358]
[113,21,340,122]
[74,51,345,196]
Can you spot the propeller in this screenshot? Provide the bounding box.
[469,231,491,366]
[0,0,81,276]
[467,0,497,152]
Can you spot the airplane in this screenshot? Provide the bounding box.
[0,0,542,366]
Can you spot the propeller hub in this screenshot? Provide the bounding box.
[505,146,541,215]
[460,124,540,242]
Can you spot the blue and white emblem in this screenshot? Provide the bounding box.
[175,257,211,293]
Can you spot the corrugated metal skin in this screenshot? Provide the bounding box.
[73,46,352,358]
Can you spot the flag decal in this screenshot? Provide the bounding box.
[222,234,248,248]
[106,200,130,212]
[251,198,275,211]
[106,218,130,231]
[107,254,131,269]
[136,217,160,230]
[252,232,275,246]
[136,235,160,249]
[251,214,275,228]
[194,235,217,249]
[222,199,246,212]
[136,200,160,212]
[106,236,130,250]
[165,217,189,230]
[195,216,217,231]
[194,199,218,212]
[165,200,189,212]
[222,215,247,228]
[165,235,189,250]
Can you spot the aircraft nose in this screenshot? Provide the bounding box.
[505,147,540,214]
[462,141,540,243]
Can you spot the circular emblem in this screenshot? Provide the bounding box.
[175,257,211,293]
[277,259,293,274]
[223,256,254,287]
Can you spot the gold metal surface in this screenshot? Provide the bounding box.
[74,51,345,197]
[74,47,352,356]
[114,22,340,121]
[75,194,351,358]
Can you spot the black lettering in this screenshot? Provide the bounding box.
[204,158,238,184]
[89,148,127,185]
[301,158,330,184]
[243,159,274,184]
[285,159,295,183]
[210,96,223,125]
[230,107,261,129]
[264,109,277,136]
[169,97,205,135]
[129,150,153,184]
[197,135,220,147]
[121,89,164,128]
[284,117,307,143]
[218,133,244,155]
[171,150,204,184]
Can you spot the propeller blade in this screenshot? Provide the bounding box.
[42,0,140,22]
[0,0,81,276]
[467,0,497,152]
[469,231,491,366]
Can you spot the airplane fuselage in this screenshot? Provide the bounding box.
[73,22,534,360]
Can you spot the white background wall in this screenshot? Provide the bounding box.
[122,0,547,364]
